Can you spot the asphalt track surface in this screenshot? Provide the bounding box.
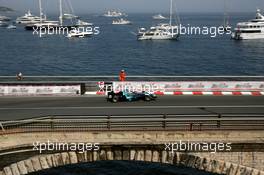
[0,96,264,120]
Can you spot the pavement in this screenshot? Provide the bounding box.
[0,95,264,120]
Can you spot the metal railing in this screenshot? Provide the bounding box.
[0,114,264,134]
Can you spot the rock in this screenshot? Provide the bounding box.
[77,152,87,162]
[45,155,53,167]
[17,161,28,175]
[10,164,20,175]
[161,151,168,163]
[136,150,144,161]
[251,169,260,175]
[229,163,239,175]
[145,150,152,162]
[123,150,130,161]
[93,151,98,161]
[69,152,78,164]
[106,150,113,160]
[61,152,70,165]
[31,157,42,172]
[51,153,63,167]
[24,159,34,173]
[235,166,252,175]
[130,150,136,160]
[3,167,12,175]
[86,151,93,162]
[152,151,159,162]
[39,156,49,170]
[114,150,122,160]
[99,150,107,160]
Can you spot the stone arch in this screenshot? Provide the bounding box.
[1,148,263,175]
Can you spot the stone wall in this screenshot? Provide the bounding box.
[1,149,264,175]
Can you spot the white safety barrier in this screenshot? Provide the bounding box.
[87,81,264,96]
[0,85,81,96]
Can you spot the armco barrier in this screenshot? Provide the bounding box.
[87,81,264,96]
[0,84,82,96]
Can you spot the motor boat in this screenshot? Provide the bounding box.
[138,0,180,40]
[112,18,132,25]
[63,13,79,19]
[76,19,93,26]
[103,10,126,17]
[153,14,167,20]
[232,9,264,40]
[7,24,16,29]
[0,21,8,27]
[0,15,11,21]
[16,10,42,24]
[67,28,93,38]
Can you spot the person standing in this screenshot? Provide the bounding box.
[119,70,126,81]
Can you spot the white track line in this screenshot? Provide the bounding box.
[0,105,264,110]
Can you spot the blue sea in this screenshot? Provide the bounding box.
[0,12,264,76]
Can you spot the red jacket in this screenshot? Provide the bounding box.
[119,72,126,81]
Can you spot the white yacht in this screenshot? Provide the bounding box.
[232,9,264,40]
[76,19,93,26]
[67,28,93,38]
[0,21,8,27]
[7,24,16,29]
[138,0,179,40]
[0,15,11,21]
[16,10,42,24]
[103,10,126,17]
[63,13,79,19]
[153,14,167,20]
[112,18,132,25]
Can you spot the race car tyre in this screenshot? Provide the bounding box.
[112,95,119,103]
[144,96,151,101]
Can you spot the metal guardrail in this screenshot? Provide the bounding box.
[0,76,264,82]
[0,114,264,133]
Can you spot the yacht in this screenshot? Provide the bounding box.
[0,15,11,21]
[0,21,8,27]
[67,28,93,38]
[25,0,77,31]
[103,10,126,17]
[112,18,132,25]
[7,24,16,29]
[153,14,167,20]
[76,19,93,26]
[232,9,264,40]
[16,10,41,24]
[138,0,179,40]
[63,13,79,19]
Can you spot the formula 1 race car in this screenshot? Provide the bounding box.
[107,91,157,103]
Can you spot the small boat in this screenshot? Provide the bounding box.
[63,13,79,19]
[103,10,126,17]
[0,15,11,21]
[76,19,93,26]
[138,0,180,40]
[67,28,93,38]
[7,24,16,29]
[153,14,167,20]
[0,21,8,27]
[112,18,132,25]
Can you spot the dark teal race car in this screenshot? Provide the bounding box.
[107,91,157,103]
